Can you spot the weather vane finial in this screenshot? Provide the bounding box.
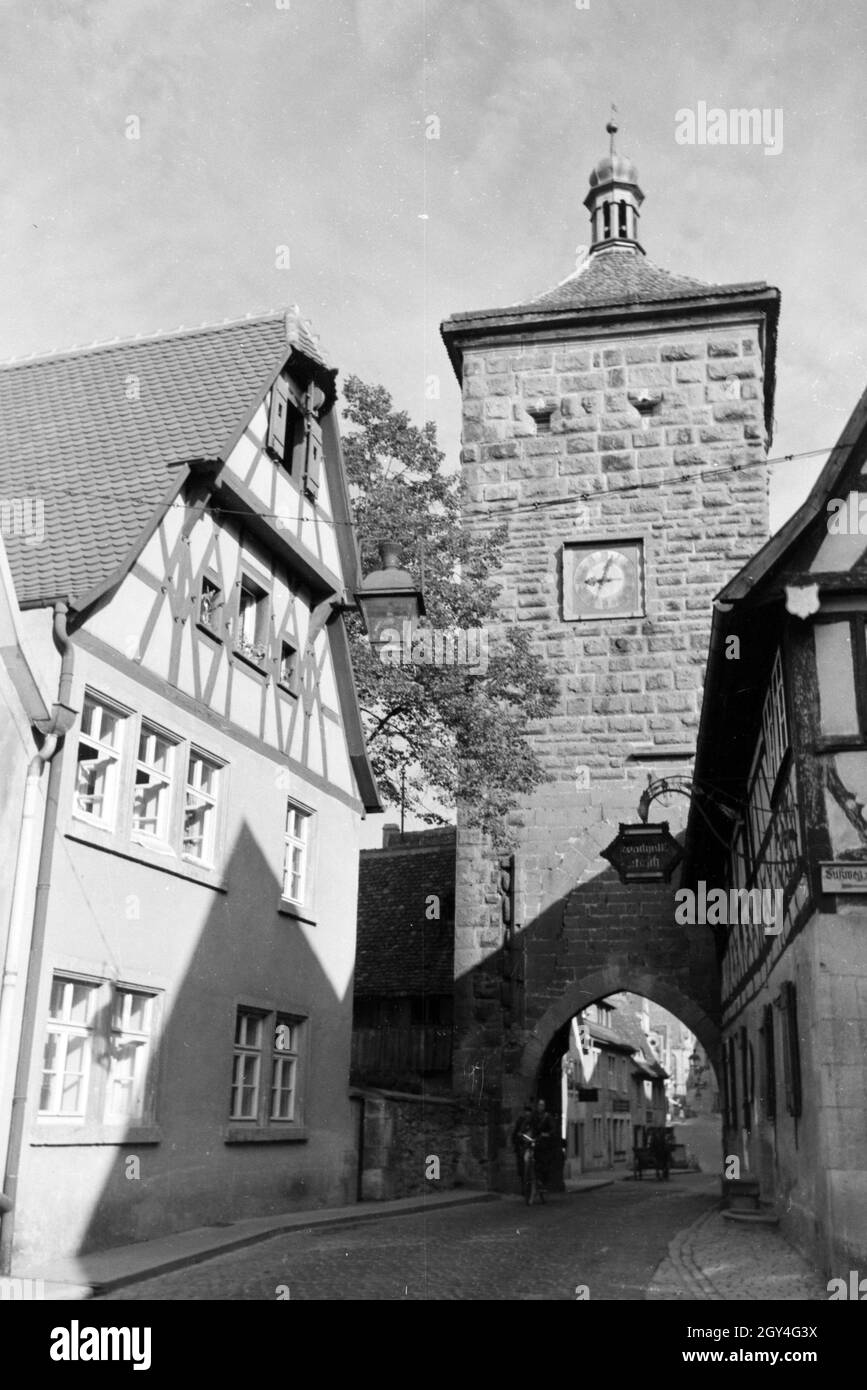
[606,103,619,154]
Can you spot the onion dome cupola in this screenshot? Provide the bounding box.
[584,116,644,255]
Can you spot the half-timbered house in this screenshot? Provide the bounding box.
[0,307,380,1268]
[684,380,867,1275]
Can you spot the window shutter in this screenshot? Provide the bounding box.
[762,1004,776,1123]
[782,982,802,1118]
[726,1036,738,1132]
[740,1028,754,1132]
[303,417,323,500]
[267,378,290,460]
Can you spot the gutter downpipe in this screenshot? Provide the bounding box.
[0,601,76,1273]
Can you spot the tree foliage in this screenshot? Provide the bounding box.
[341,375,558,841]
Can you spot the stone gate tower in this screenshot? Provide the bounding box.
[440,123,780,1153]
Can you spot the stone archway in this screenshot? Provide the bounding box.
[500,969,722,1192]
[507,967,720,1115]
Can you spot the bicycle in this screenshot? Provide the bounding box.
[520,1134,538,1206]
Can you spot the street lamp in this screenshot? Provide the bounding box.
[354,541,426,651]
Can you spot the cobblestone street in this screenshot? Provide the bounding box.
[95,1174,823,1302]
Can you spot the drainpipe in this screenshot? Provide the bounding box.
[0,602,76,1273]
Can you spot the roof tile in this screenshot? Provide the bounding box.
[0,311,328,609]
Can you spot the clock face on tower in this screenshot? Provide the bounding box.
[563,540,644,620]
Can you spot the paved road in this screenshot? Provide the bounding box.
[100,1174,719,1301]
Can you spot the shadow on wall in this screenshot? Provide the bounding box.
[451,849,725,1191]
[19,819,358,1263]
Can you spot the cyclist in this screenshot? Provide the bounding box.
[511,1104,534,1187]
[528,1098,555,1202]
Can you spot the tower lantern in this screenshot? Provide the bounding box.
[584,115,644,254]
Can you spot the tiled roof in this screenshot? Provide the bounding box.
[355,830,456,996]
[446,247,767,323]
[0,309,329,610]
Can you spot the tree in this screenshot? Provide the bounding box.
[341,375,557,841]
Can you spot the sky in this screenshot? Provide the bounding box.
[3,0,867,839]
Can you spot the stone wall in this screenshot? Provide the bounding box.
[452,315,772,1124]
[356,1088,495,1201]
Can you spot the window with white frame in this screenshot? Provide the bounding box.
[72,691,224,873]
[282,802,311,906]
[230,1008,305,1128]
[271,1017,299,1121]
[106,989,155,1122]
[74,694,127,826]
[39,977,99,1118]
[39,975,159,1127]
[230,1011,263,1120]
[184,751,220,865]
[132,724,176,842]
[235,575,269,664]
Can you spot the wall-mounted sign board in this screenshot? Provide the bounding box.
[600,822,683,884]
[820,862,867,893]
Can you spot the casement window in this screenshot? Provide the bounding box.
[235,575,269,664]
[184,751,221,865]
[39,974,159,1127]
[132,724,176,843]
[761,1004,776,1123]
[74,694,128,827]
[282,802,312,906]
[39,977,99,1118]
[732,648,801,900]
[230,1011,264,1120]
[106,989,155,1122]
[777,981,803,1119]
[814,615,867,744]
[198,575,223,636]
[229,1007,306,1129]
[271,1017,299,1121]
[71,689,224,873]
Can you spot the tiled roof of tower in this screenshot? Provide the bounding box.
[0,308,332,610]
[355,831,456,995]
[446,247,768,323]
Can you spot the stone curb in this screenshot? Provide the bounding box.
[663,1201,725,1301]
[20,1190,502,1299]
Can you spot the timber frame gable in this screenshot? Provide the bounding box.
[0,312,379,811]
[686,378,867,1017]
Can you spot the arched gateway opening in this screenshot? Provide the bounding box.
[509,976,722,1193]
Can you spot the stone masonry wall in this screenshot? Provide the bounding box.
[358,1089,494,1201]
[453,317,772,1129]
